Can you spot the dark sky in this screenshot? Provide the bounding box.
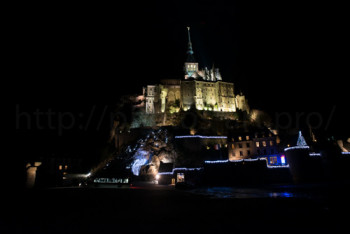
[12,1,349,160]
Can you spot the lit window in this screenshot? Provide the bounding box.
[238,136,242,141]
[59,165,62,170]
[270,141,274,146]
[64,165,68,170]
[246,136,250,140]
[256,142,260,147]
[231,144,235,149]
[262,141,267,147]
[269,156,277,164]
[177,173,185,183]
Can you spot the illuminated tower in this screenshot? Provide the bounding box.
[184,27,199,79]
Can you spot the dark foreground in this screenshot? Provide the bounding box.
[2,183,349,234]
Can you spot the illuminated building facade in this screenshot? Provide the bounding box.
[145,27,249,114]
[228,130,285,166]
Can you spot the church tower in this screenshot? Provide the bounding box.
[184,27,199,79]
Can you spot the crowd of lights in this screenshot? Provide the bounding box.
[175,135,227,139]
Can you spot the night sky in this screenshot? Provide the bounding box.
[12,1,348,162]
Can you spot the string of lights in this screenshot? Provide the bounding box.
[204,158,289,168]
[284,146,310,152]
[158,167,203,175]
[175,135,227,139]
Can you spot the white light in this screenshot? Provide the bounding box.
[342,152,350,155]
[175,135,227,139]
[93,178,129,184]
[155,174,160,180]
[157,167,203,175]
[158,172,173,175]
[309,153,321,156]
[281,156,286,164]
[86,172,91,177]
[284,146,310,152]
[205,158,290,169]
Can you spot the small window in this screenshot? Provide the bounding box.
[256,142,260,147]
[246,136,250,140]
[231,144,235,149]
[246,143,250,148]
[64,165,68,170]
[238,136,242,141]
[257,149,261,155]
[247,150,251,156]
[262,141,267,147]
[238,143,242,148]
[58,165,62,170]
[270,141,274,146]
[177,173,185,183]
[240,151,243,156]
[269,156,277,164]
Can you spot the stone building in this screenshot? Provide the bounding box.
[228,129,283,165]
[145,27,249,115]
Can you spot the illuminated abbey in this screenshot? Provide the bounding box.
[145,27,249,115]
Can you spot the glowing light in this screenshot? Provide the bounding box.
[86,172,91,177]
[158,172,173,175]
[266,164,289,168]
[297,131,308,146]
[155,174,160,180]
[284,146,310,152]
[205,158,289,169]
[309,153,321,156]
[131,149,149,176]
[175,135,227,139]
[93,178,129,184]
[281,155,286,164]
[157,167,203,175]
[342,152,350,155]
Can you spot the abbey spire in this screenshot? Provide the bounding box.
[186,27,195,62]
[184,27,198,79]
